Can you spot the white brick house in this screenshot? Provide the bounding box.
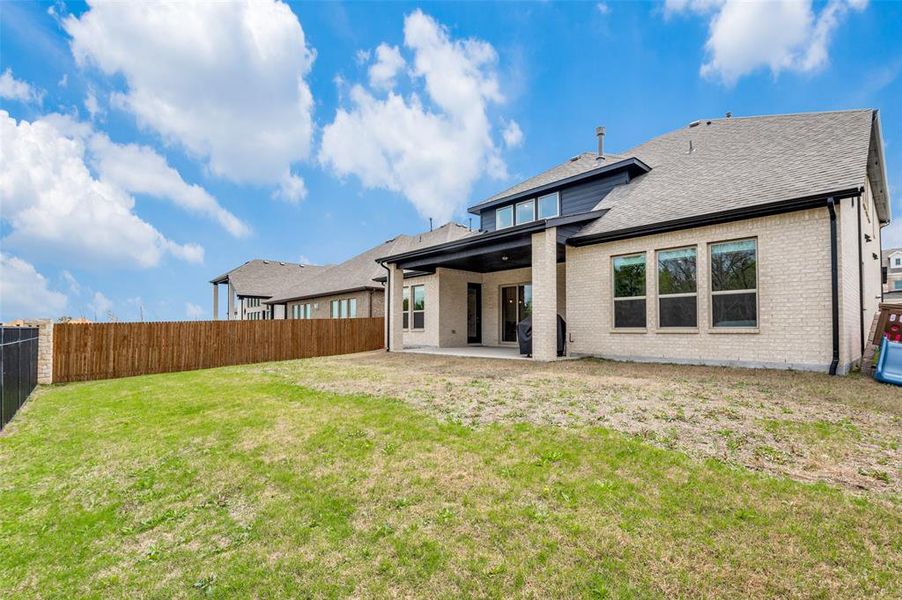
[378,110,891,374]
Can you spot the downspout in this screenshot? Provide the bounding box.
[828,197,840,375]
[380,262,391,351]
[856,195,865,356]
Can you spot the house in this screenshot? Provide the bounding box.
[209,260,326,320]
[883,248,902,292]
[377,109,891,374]
[262,223,474,320]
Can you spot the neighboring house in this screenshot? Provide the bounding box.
[883,248,902,293]
[209,260,326,320]
[377,109,891,374]
[263,223,474,319]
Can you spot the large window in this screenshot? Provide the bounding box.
[515,199,535,225]
[293,303,312,319]
[330,298,357,319]
[537,192,560,219]
[710,239,757,328]
[613,253,646,328]
[403,285,425,330]
[657,247,697,328]
[496,205,514,230]
[349,298,357,318]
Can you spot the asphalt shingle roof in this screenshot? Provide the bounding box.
[574,110,877,240]
[266,223,475,303]
[210,260,327,297]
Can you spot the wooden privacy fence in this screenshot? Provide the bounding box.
[52,318,385,383]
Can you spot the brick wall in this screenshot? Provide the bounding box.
[531,228,559,361]
[566,208,838,371]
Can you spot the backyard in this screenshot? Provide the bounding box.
[1,351,900,598]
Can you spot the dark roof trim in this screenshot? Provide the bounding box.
[569,188,864,246]
[376,210,606,265]
[263,285,382,305]
[467,157,650,214]
[372,270,432,283]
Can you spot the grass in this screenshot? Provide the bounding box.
[1,361,900,598]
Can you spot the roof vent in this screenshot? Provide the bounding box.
[688,120,700,128]
[595,126,605,160]
[569,155,580,162]
[279,262,285,266]
[262,260,269,264]
[725,111,732,118]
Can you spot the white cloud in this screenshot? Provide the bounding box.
[84,89,101,120]
[65,0,316,195]
[83,129,250,236]
[273,172,307,203]
[596,2,610,15]
[0,254,68,321]
[320,10,511,222]
[665,0,868,85]
[502,120,524,148]
[368,43,406,90]
[88,291,113,320]
[185,302,205,320]
[58,73,69,88]
[0,111,204,269]
[0,68,43,104]
[61,270,81,295]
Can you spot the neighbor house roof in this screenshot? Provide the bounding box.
[573,109,889,242]
[209,260,327,298]
[265,223,475,304]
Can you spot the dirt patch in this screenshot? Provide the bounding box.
[260,352,902,495]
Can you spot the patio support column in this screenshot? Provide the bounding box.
[531,227,558,361]
[212,283,219,320]
[387,263,405,352]
[227,282,235,320]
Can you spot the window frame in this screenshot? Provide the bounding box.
[515,199,535,225]
[656,245,699,329]
[330,300,339,319]
[349,298,357,318]
[611,252,647,330]
[708,237,759,330]
[402,287,410,329]
[410,284,425,330]
[537,192,560,220]
[495,205,514,230]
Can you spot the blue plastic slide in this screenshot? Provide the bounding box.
[874,336,902,386]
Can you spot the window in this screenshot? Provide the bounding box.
[349,298,357,318]
[292,304,311,319]
[402,287,410,329]
[515,199,535,224]
[657,247,697,328]
[537,192,560,219]
[710,239,757,328]
[496,205,513,230]
[894,280,902,290]
[305,304,312,319]
[292,305,299,319]
[613,253,646,328]
[895,257,902,267]
[340,299,348,319]
[411,285,425,329]
[331,300,339,319]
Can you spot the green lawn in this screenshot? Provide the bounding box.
[1,362,900,598]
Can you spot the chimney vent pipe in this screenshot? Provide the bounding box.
[595,126,605,159]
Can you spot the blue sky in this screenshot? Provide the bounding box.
[1,0,900,322]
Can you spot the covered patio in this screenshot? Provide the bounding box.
[377,214,598,361]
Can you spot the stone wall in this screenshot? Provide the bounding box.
[11,319,54,384]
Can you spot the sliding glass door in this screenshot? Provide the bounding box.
[500,284,532,343]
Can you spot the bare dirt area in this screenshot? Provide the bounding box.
[260,351,902,496]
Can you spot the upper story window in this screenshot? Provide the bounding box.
[895,256,902,267]
[515,199,535,225]
[612,253,646,328]
[537,192,560,219]
[496,205,513,230]
[710,238,757,328]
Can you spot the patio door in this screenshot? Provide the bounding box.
[500,284,532,343]
[467,283,482,344]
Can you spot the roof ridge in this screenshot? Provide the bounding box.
[703,108,873,123]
